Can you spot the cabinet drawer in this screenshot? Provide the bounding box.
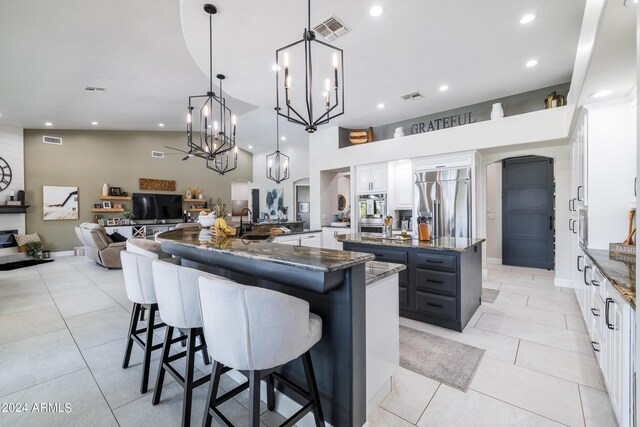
[415,268,457,296]
[415,291,457,320]
[359,246,408,264]
[399,287,408,306]
[415,252,457,272]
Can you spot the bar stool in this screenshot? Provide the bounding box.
[151,261,232,427]
[121,250,168,394]
[198,277,325,427]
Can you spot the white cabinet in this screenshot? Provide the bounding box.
[388,160,413,209]
[357,164,388,194]
[299,232,322,248]
[270,234,301,245]
[321,227,351,250]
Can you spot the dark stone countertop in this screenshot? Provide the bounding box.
[584,247,636,308]
[335,233,486,252]
[156,227,374,273]
[365,261,406,285]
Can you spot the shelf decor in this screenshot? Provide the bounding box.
[275,0,345,133]
[266,110,290,184]
[139,178,176,192]
[43,185,78,221]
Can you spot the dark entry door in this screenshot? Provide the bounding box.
[502,156,555,270]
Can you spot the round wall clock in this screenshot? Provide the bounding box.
[0,157,12,191]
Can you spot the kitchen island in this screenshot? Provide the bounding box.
[338,233,485,332]
[156,227,374,426]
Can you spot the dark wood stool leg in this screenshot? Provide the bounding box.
[302,352,325,427]
[203,361,223,427]
[248,370,261,427]
[152,326,174,405]
[266,374,275,411]
[180,328,187,347]
[139,305,146,321]
[199,329,211,365]
[140,304,156,394]
[122,303,140,369]
[182,329,197,427]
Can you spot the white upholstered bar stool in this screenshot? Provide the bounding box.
[151,260,231,427]
[121,250,168,394]
[198,277,325,427]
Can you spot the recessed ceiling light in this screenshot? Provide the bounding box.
[158,123,165,127]
[439,85,449,92]
[369,6,383,17]
[624,0,638,7]
[281,136,287,141]
[520,14,536,24]
[589,90,613,99]
[377,103,385,109]
[248,145,253,149]
[91,121,99,126]
[271,64,281,71]
[0,113,3,117]
[525,59,538,67]
[44,122,53,126]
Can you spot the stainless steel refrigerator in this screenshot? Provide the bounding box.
[415,168,472,239]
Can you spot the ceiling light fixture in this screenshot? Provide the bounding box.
[271,64,281,71]
[520,14,536,24]
[267,108,290,184]
[276,0,345,133]
[44,122,53,126]
[281,136,286,141]
[248,145,253,149]
[624,0,638,7]
[377,103,385,109]
[158,123,165,127]
[91,121,99,126]
[589,90,613,99]
[369,6,384,17]
[183,4,237,175]
[525,59,538,67]
[439,85,449,92]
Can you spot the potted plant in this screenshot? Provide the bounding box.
[123,211,135,225]
[25,241,43,260]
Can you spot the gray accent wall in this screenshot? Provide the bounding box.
[23,129,253,251]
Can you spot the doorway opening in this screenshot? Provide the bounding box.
[486,156,555,270]
[294,179,310,231]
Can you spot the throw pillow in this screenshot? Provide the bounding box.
[14,232,41,247]
[108,232,127,243]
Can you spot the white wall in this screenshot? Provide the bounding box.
[250,141,310,219]
[0,126,25,254]
[485,162,502,262]
[231,180,249,200]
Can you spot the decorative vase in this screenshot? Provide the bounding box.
[491,103,504,119]
[102,184,109,197]
[349,129,368,144]
[186,190,192,199]
[393,127,404,138]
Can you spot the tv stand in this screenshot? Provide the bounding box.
[104,223,184,240]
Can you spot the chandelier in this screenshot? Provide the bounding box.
[185,4,238,173]
[266,109,290,183]
[275,0,345,133]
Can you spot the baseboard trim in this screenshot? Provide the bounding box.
[482,269,488,278]
[51,250,74,258]
[554,277,578,289]
[487,257,503,265]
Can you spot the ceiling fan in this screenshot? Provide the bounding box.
[163,146,194,161]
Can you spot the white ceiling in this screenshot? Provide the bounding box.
[0,0,587,152]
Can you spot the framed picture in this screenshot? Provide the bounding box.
[110,187,122,197]
[43,186,79,221]
[98,218,105,226]
[106,219,116,226]
[102,201,112,209]
[93,203,102,209]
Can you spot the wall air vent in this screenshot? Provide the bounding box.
[84,86,106,93]
[42,136,62,145]
[151,151,165,159]
[401,91,424,102]
[313,15,349,41]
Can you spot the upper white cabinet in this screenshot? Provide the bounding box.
[388,160,413,209]
[357,164,388,193]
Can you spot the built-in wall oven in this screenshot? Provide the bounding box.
[358,193,387,234]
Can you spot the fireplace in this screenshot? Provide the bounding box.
[0,230,18,248]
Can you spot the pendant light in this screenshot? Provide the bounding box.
[185,4,238,174]
[275,0,345,133]
[266,109,290,183]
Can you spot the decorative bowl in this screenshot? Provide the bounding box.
[198,215,216,227]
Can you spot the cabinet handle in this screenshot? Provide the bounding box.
[577,255,583,272]
[572,220,578,234]
[426,279,444,284]
[590,307,600,317]
[605,298,615,330]
[426,302,444,308]
[549,216,553,230]
[569,219,573,231]
[426,259,443,264]
[577,185,583,202]
[591,341,600,352]
[583,265,591,286]
[635,177,637,197]
[572,198,577,211]
[591,279,600,287]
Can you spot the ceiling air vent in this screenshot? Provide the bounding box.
[151,151,165,159]
[401,91,424,102]
[85,86,106,93]
[42,136,62,145]
[313,15,349,41]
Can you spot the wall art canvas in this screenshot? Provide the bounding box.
[43,185,79,220]
[265,188,284,217]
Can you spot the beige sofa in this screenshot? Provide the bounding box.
[78,222,126,269]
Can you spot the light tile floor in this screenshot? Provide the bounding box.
[0,257,617,426]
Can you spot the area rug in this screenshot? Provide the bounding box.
[399,325,485,391]
[0,259,54,271]
[481,288,500,303]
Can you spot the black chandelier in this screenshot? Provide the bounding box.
[185,4,237,173]
[275,0,344,133]
[266,109,290,183]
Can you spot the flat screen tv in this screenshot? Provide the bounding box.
[132,193,183,221]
